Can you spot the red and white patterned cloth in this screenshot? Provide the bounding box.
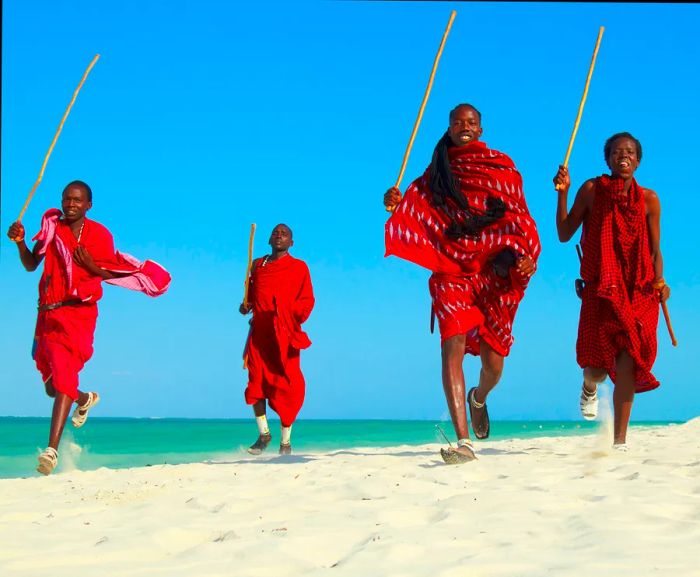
[385,141,540,356]
[577,175,660,392]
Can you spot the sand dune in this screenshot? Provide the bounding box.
[1,419,698,576]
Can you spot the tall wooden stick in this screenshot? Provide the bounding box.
[16,54,101,222]
[242,223,257,308]
[555,27,604,191]
[386,10,457,212]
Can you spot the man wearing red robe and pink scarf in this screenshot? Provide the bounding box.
[7,180,171,475]
[239,224,315,456]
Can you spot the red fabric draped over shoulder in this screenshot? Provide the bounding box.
[577,175,660,392]
[31,209,171,400]
[384,141,540,356]
[243,254,315,426]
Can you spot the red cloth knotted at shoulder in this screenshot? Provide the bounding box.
[577,175,660,392]
[33,209,171,301]
[385,141,540,291]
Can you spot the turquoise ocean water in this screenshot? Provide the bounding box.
[0,417,679,479]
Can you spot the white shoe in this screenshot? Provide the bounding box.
[37,447,58,475]
[613,444,628,453]
[579,386,598,421]
[71,392,100,428]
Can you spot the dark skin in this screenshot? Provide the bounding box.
[6,183,117,450]
[553,136,670,444]
[238,224,295,426]
[384,105,533,457]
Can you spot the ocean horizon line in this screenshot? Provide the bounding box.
[0,415,686,424]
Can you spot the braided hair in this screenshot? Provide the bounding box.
[429,104,505,239]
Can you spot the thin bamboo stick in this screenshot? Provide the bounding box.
[16,54,101,223]
[555,27,604,191]
[242,223,257,308]
[385,10,456,212]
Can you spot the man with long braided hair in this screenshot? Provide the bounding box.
[554,132,670,449]
[384,104,540,464]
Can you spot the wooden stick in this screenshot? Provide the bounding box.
[653,279,677,346]
[16,54,101,222]
[386,10,456,212]
[242,223,257,308]
[661,302,678,347]
[555,27,604,191]
[242,223,256,370]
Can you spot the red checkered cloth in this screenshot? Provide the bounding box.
[385,141,540,356]
[577,175,660,392]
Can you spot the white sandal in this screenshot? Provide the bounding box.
[37,447,58,475]
[579,385,598,421]
[71,392,100,428]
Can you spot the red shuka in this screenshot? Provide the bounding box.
[32,209,171,400]
[243,254,315,426]
[385,141,540,356]
[577,175,660,392]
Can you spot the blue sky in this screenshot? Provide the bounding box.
[2,1,698,421]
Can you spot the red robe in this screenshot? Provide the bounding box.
[243,254,314,426]
[577,175,660,392]
[385,141,540,356]
[31,209,171,400]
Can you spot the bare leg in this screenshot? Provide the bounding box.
[473,340,504,405]
[75,390,90,407]
[583,367,607,395]
[441,334,469,443]
[252,400,266,417]
[44,378,56,398]
[47,393,74,450]
[46,378,90,407]
[612,350,636,445]
[465,340,503,439]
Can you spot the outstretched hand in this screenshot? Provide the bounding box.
[553,165,570,193]
[384,186,402,211]
[7,221,25,243]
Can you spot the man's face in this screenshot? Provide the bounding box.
[61,185,91,223]
[269,225,293,252]
[447,106,483,147]
[606,137,640,179]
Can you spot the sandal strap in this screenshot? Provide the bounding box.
[469,388,485,409]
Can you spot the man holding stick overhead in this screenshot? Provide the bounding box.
[7,180,171,475]
[239,224,315,456]
[384,104,540,464]
[553,132,671,448]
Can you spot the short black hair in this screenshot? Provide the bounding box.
[449,103,482,123]
[64,180,93,202]
[604,132,642,163]
[273,223,293,239]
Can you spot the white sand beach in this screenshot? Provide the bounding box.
[1,419,698,577]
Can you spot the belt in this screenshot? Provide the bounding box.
[38,299,83,312]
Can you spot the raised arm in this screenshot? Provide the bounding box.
[7,221,44,271]
[553,165,595,242]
